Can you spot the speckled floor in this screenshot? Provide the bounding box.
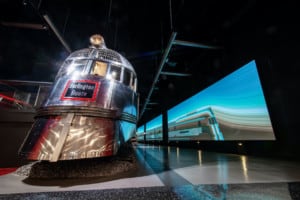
[0,182,300,200]
[1,144,300,199]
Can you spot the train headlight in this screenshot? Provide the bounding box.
[90,34,105,48]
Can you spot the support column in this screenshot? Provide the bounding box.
[162,110,168,145]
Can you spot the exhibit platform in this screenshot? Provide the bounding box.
[1,144,300,199]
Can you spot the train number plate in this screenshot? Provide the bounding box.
[61,80,100,101]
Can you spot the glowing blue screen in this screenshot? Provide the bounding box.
[136,125,145,141]
[167,60,275,141]
[146,114,163,140]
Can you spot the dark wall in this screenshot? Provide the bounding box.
[142,2,300,160]
[220,3,300,158]
[0,110,34,167]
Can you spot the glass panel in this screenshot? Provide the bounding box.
[107,65,121,81]
[131,75,136,90]
[0,81,49,110]
[91,61,108,76]
[55,59,72,79]
[66,59,88,75]
[55,59,88,79]
[123,68,131,86]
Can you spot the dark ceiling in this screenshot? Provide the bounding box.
[0,0,299,125]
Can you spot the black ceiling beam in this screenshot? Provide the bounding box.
[0,21,48,30]
[173,40,221,49]
[160,71,191,77]
[139,32,223,119]
[43,14,72,53]
[140,32,177,118]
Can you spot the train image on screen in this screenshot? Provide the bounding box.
[167,60,275,141]
[168,106,224,141]
[145,115,163,141]
[19,34,138,162]
[136,125,145,142]
[145,126,163,141]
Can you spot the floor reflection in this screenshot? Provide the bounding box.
[1,143,300,198]
[135,143,300,185]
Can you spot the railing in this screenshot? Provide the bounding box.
[0,79,53,111]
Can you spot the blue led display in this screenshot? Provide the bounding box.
[145,114,163,141]
[136,125,145,141]
[167,60,275,141]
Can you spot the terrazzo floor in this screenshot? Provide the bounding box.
[1,144,300,199]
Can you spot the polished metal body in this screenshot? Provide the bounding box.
[19,35,138,161]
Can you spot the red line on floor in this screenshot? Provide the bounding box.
[0,168,17,176]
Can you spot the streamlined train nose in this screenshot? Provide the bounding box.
[18,34,138,162]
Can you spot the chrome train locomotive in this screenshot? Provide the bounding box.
[19,34,138,162]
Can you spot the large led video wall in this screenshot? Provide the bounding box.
[145,114,163,141]
[136,125,145,142]
[167,60,275,141]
